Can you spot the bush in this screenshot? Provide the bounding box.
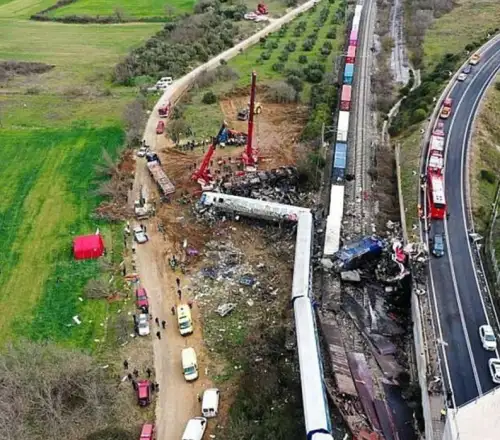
[480,169,496,184]
[302,38,315,51]
[305,68,324,83]
[266,40,279,50]
[272,62,285,73]
[284,41,296,52]
[495,82,500,92]
[202,90,217,104]
[326,29,336,39]
[267,81,296,103]
[298,55,308,64]
[278,52,289,62]
[260,51,271,61]
[286,75,304,93]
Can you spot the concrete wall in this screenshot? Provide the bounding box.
[144,0,320,146]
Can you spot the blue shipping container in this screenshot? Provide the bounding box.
[332,142,347,182]
[344,64,354,84]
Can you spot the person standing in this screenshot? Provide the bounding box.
[123,359,129,370]
[156,331,161,340]
[176,277,180,288]
[177,289,182,300]
[171,305,176,315]
[155,317,160,326]
[146,368,152,378]
[161,320,166,329]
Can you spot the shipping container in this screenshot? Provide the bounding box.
[346,46,357,64]
[344,64,354,85]
[332,142,347,183]
[340,85,352,111]
[349,30,358,46]
[337,111,350,142]
[323,185,345,256]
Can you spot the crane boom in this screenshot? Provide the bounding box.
[242,71,258,167]
[191,122,227,184]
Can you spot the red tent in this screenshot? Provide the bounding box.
[73,234,104,260]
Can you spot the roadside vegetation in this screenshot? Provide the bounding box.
[394,0,500,231]
[470,78,500,252]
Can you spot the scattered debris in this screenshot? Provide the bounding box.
[216,303,236,317]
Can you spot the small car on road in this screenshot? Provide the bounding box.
[488,358,500,384]
[457,73,467,82]
[133,225,148,244]
[137,146,149,157]
[479,324,497,351]
[469,53,481,65]
[463,65,472,74]
[135,313,150,337]
[156,120,165,135]
[431,233,445,257]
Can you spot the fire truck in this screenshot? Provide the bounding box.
[427,169,446,220]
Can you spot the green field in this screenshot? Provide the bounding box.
[50,0,196,19]
[0,4,161,348]
[423,0,500,70]
[229,3,345,88]
[0,0,59,18]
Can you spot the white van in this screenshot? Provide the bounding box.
[201,388,220,418]
[181,347,198,381]
[177,304,193,335]
[181,417,207,440]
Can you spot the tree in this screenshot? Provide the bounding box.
[202,90,217,104]
[167,119,190,144]
[0,341,118,440]
[123,98,146,147]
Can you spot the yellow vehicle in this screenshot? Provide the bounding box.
[469,53,481,65]
[237,102,262,120]
[177,304,193,336]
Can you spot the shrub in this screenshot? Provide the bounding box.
[284,41,296,52]
[260,51,271,61]
[266,40,279,50]
[272,63,285,73]
[410,108,427,124]
[202,90,217,104]
[326,29,336,39]
[305,68,324,83]
[480,169,496,184]
[302,38,315,51]
[278,52,289,62]
[267,81,296,103]
[286,75,304,93]
[298,55,308,64]
[495,82,500,92]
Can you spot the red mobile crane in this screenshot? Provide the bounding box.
[191,123,228,186]
[241,71,259,168]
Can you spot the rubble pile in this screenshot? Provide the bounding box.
[318,221,419,439]
[189,226,296,349]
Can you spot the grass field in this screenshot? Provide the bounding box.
[470,77,500,234]
[0,0,60,17]
[423,0,500,70]
[176,1,345,138]
[229,2,345,89]
[50,0,196,19]
[0,8,161,348]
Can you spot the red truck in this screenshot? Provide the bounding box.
[158,101,171,118]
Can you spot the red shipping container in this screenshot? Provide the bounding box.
[340,85,352,111]
[346,46,357,64]
[349,30,358,46]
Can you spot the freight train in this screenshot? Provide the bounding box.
[323,3,363,257]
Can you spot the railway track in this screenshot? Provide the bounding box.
[351,0,375,235]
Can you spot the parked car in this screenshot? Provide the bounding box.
[135,287,149,311]
[457,73,467,82]
[133,225,148,244]
[136,380,152,406]
[463,65,472,74]
[156,120,165,135]
[431,233,445,257]
[479,325,497,351]
[135,313,150,336]
[488,358,500,384]
[181,347,199,381]
[139,423,156,440]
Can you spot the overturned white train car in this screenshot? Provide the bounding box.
[199,192,333,440]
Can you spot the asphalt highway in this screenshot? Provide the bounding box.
[426,39,500,407]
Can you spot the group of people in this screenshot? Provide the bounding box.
[123,361,159,392]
